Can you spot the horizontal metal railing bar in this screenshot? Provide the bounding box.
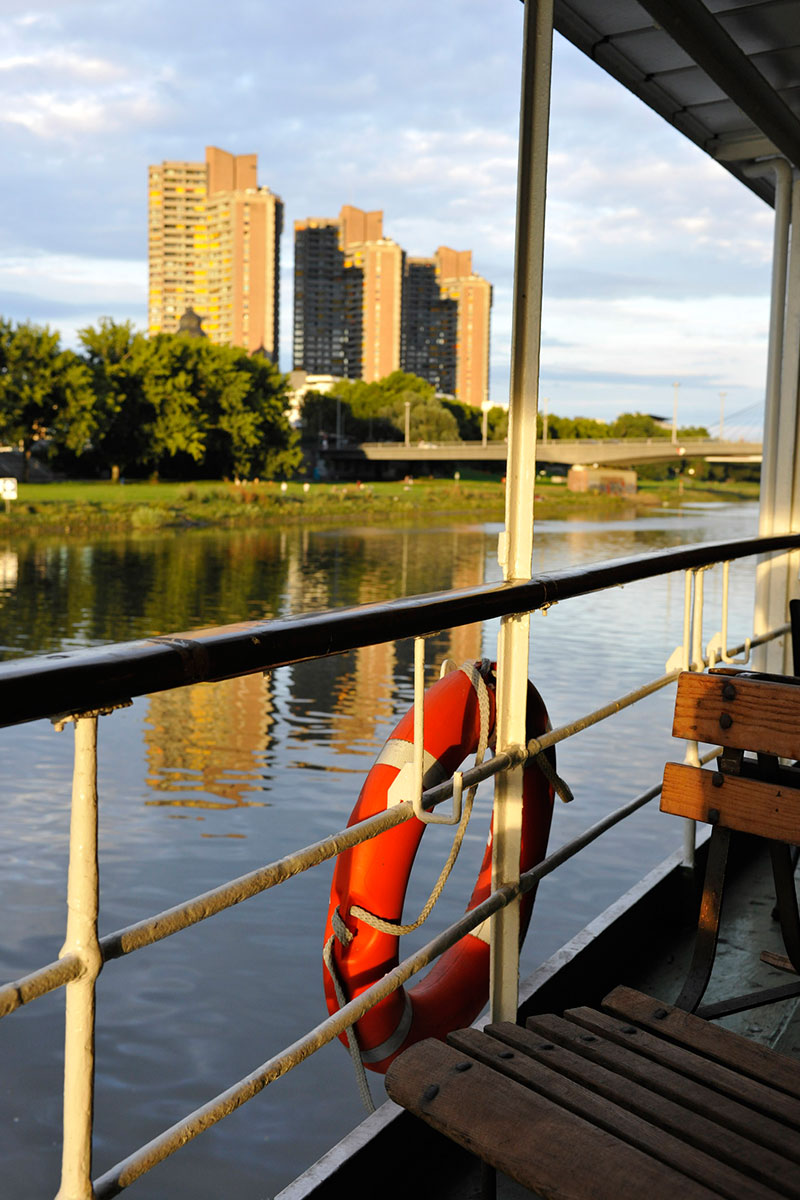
[0,954,81,1019]
[0,623,783,1017]
[0,751,520,1018]
[91,745,722,1197]
[0,533,797,729]
[522,625,787,758]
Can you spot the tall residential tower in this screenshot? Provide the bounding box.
[293,206,491,405]
[148,147,283,360]
[293,207,404,383]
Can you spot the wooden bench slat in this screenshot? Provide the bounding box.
[603,987,800,1101]
[564,1006,800,1142]
[447,1025,782,1200]
[384,1037,720,1200]
[672,671,800,759]
[525,1013,800,1196]
[661,761,800,845]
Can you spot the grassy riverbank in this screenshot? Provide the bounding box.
[0,475,760,536]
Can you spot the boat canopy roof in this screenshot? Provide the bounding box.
[552,0,800,206]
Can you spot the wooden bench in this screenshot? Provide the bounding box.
[385,669,800,1198]
[665,667,800,1016]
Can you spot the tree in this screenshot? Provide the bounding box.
[0,319,94,480]
[442,397,482,439]
[131,333,210,471]
[204,346,301,479]
[610,412,670,439]
[49,349,97,459]
[78,318,149,480]
[487,406,508,441]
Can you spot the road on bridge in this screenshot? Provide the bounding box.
[325,437,762,467]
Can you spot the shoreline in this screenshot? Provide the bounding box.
[0,477,760,538]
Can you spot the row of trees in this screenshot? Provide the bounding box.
[0,315,712,482]
[544,411,708,440]
[0,318,301,481]
[300,372,510,444]
[299,373,709,446]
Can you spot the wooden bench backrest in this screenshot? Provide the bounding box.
[671,670,800,758]
[662,671,800,848]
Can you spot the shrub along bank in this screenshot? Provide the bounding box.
[0,476,760,537]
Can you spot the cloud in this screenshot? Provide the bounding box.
[0,49,122,81]
[0,253,146,322]
[2,90,163,138]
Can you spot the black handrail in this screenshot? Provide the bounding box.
[1,532,798,729]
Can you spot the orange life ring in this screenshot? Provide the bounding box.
[323,662,555,1073]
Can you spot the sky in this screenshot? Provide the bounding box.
[0,0,776,433]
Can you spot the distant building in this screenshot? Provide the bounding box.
[402,258,458,395]
[293,207,404,383]
[404,247,492,408]
[292,207,491,406]
[148,146,283,360]
[177,307,207,338]
[568,465,638,495]
[285,369,340,427]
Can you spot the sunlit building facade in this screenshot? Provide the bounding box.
[435,248,492,409]
[293,207,403,383]
[293,208,491,404]
[148,147,283,360]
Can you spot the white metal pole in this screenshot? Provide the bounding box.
[681,568,707,868]
[492,0,553,1025]
[764,176,800,672]
[753,160,792,669]
[56,716,102,1200]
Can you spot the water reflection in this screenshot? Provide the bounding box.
[0,547,17,593]
[144,673,275,809]
[0,503,764,1200]
[81,524,489,809]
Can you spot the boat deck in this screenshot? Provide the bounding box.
[279,839,799,1199]
[638,842,800,1059]
[487,841,800,1199]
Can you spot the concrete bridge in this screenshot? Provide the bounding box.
[325,437,762,468]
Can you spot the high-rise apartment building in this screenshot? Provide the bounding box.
[148,147,283,360]
[434,247,492,409]
[293,207,404,383]
[293,207,491,405]
[402,258,459,396]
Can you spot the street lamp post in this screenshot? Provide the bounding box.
[719,391,726,440]
[672,381,680,444]
[404,400,410,448]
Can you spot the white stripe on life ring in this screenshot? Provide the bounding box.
[359,991,414,1063]
[375,738,451,808]
[469,917,491,945]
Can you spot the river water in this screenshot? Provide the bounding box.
[0,501,762,1198]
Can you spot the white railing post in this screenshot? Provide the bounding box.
[754,166,799,673]
[56,715,102,1200]
[492,0,553,1025]
[681,568,709,869]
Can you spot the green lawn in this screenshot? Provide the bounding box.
[1,474,758,538]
